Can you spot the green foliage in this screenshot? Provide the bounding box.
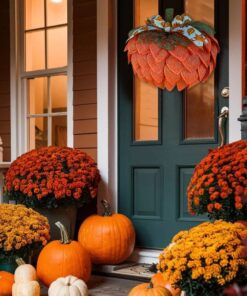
[137,31,191,51]
[5,187,92,209]
[190,21,215,36]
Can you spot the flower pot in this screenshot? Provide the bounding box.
[0,257,17,274]
[36,204,77,241]
[0,252,31,274]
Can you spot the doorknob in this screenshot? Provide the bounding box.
[218,106,229,148]
[221,87,229,98]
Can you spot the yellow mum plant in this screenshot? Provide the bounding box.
[158,220,247,296]
[0,204,50,261]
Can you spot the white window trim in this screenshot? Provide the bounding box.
[10,0,73,160]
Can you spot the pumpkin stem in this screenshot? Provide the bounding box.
[55,221,70,244]
[16,258,26,266]
[148,281,154,289]
[101,200,112,216]
[165,8,174,23]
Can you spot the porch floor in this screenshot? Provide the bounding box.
[41,275,144,295]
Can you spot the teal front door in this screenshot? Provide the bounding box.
[118,0,229,249]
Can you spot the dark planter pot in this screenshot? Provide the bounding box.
[0,252,31,274]
[36,204,77,241]
[0,258,17,274]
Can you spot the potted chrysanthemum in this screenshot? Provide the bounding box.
[187,140,247,222]
[0,204,50,273]
[158,220,247,296]
[4,146,100,239]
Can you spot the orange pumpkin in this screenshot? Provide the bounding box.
[128,282,172,296]
[78,200,136,264]
[37,221,91,287]
[0,271,14,296]
[151,273,180,296]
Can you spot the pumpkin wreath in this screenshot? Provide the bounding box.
[125,9,219,91]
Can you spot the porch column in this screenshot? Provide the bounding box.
[238,97,247,140]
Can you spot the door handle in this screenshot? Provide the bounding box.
[221,87,229,98]
[218,106,229,148]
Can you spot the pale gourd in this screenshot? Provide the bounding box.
[14,259,37,283]
[12,281,40,296]
[48,276,88,296]
[12,258,40,296]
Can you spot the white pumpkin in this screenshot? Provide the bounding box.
[12,258,40,296]
[48,276,88,296]
[12,281,40,296]
[14,262,37,283]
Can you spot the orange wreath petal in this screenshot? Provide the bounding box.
[125,33,220,90]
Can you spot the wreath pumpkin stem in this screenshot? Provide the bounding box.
[165,8,174,22]
[101,199,112,216]
[55,221,70,244]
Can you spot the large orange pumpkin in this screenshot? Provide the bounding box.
[78,200,136,264]
[151,273,180,296]
[37,221,91,287]
[128,282,172,296]
[0,271,14,296]
[125,14,219,91]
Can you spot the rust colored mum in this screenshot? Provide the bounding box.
[125,32,219,91]
[187,140,247,221]
[0,204,50,255]
[4,147,100,208]
[158,220,247,295]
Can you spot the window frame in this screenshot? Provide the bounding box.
[10,0,73,159]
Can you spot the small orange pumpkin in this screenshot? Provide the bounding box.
[37,221,91,287]
[0,271,14,296]
[151,273,180,296]
[128,282,172,296]
[78,200,136,264]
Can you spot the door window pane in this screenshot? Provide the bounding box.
[28,77,48,114]
[28,117,48,149]
[51,76,67,112]
[46,0,67,27]
[25,0,44,30]
[47,27,67,68]
[25,30,45,71]
[134,0,159,142]
[52,116,67,146]
[184,0,215,140]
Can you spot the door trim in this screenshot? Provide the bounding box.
[129,248,161,264]
[229,0,242,141]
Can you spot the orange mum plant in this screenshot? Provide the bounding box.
[0,204,50,261]
[125,9,219,91]
[158,220,247,296]
[4,147,100,209]
[187,140,247,222]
